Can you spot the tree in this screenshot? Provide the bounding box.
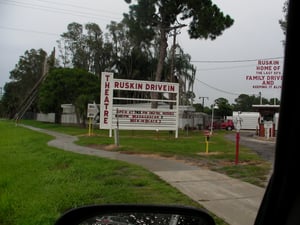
[57,22,85,68]
[0,82,20,118]
[172,46,196,105]
[279,0,288,47]
[55,20,199,106]
[57,22,115,77]
[269,97,280,105]
[105,20,161,102]
[193,103,203,112]
[214,97,233,118]
[38,68,100,125]
[1,49,48,118]
[124,0,234,108]
[57,22,94,71]
[106,20,156,81]
[233,94,269,112]
[84,23,107,75]
[279,1,288,36]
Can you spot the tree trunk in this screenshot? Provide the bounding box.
[151,28,168,109]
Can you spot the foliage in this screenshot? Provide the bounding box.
[57,22,110,76]
[279,1,288,39]
[106,20,157,80]
[214,98,233,118]
[200,94,280,117]
[123,0,234,108]
[74,94,93,127]
[171,46,196,105]
[232,94,277,112]
[9,49,47,82]
[1,49,47,118]
[0,1,235,117]
[38,68,100,125]
[193,103,203,112]
[1,82,20,118]
[0,3,284,119]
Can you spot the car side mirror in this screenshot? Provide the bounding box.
[54,204,216,225]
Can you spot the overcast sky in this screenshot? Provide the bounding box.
[0,0,286,106]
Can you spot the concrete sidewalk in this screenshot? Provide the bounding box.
[22,125,266,225]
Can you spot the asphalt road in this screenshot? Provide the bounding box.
[224,130,276,164]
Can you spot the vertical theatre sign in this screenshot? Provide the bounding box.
[100,72,113,129]
[100,72,179,138]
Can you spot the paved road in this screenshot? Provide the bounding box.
[224,131,275,163]
[22,125,272,225]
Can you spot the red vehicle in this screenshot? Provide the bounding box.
[220,119,235,131]
[206,119,234,131]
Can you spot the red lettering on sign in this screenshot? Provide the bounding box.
[104,96,109,103]
[105,74,110,81]
[145,83,175,92]
[103,117,108,124]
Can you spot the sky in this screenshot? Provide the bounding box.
[0,0,286,106]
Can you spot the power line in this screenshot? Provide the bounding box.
[0,1,285,66]
[197,63,256,72]
[0,23,285,66]
[34,0,123,16]
[198,96,209,108]
[1,0,123,22]
[195,78,240,96]
[0,25,58,36]
[191,56,283,63]
[193,57,284,71]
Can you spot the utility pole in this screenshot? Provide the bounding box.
[199,97,209,111]
[199,96,209,130]
[169,24,186,109]
[259,92,262,105]
[14,56,48,123]
[14,47,55,123]
[0,87,2,100]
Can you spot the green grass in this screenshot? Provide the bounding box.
[0,120,229,225]
[81,128,271,188]
[20,119,272,187]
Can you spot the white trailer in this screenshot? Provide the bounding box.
[229,111,260,130]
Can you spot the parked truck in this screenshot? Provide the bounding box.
[220,119,235,130]
[228,112,260,130]
[206,118,235,131]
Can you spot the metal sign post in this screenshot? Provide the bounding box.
[88,117,93,136]
[87,103,99,136]
[235,112,242,165]
[204,130,210,154]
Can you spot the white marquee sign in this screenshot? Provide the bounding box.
[100,72,179,137]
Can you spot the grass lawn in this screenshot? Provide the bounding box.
[21,120,271,187]
[0,120,229,225]
[83,127,271,187]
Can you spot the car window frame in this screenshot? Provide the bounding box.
[253,0,299,224]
